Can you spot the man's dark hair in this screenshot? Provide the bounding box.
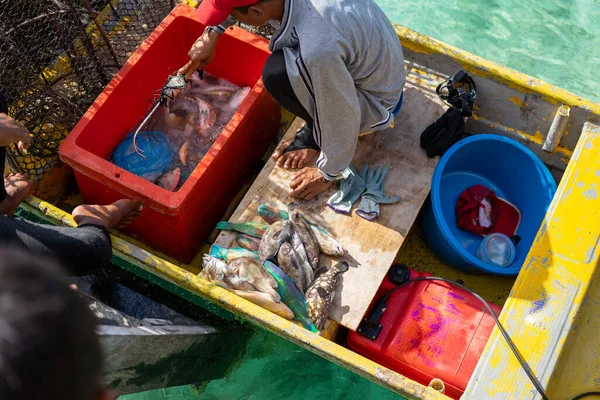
[234,0,270,14]
[0,248,103,400]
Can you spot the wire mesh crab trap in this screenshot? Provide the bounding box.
[0,0,178,182]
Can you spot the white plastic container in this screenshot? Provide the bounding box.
[476,233,515,267]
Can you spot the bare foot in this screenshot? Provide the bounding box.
[271,136,318,169]
[72,199,143,230]
[0,173,36,216]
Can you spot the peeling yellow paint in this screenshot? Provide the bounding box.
[547,271,600,397]
[508,96,524,107]
[412,68,430,77]
[557,146,574,158]
[516,128,544,145]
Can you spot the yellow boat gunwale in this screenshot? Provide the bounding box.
[394,24,600,116]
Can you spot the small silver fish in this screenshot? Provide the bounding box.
[277,242,307,292]
[309,225,347,257]
[289,205,320,270]
[257,203,347,257]
[305,262,349,330]
[258,219,291,262]
[290,230,315,290]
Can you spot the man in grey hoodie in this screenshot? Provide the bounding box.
[180,0,405,200]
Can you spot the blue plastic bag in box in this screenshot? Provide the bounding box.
[113,131,175,182]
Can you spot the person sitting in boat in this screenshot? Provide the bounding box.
[0,90,142,275]
[179,0,405,200]
[0,248,116,400]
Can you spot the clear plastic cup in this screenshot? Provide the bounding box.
[476,233,515,267]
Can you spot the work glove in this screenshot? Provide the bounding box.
[326,164,368,214]
[355,166,401,221]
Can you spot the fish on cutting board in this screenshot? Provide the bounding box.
[200,255,293,319]
[232,290,294,319]
[258,203,347,257]
[263,261,318,332]
[277,242,308,293]
[228,257,280,303]
[209,245,317,331]
[289,204,320,269]
[289,230,315,288]
[236,233,261,252]
[209,244,259,262]
[306,262,349,330]
[216,221,269,238]
[258,219,291,262]
[309,223,347,257]
[200,255,279,302]
[258,203,284,224]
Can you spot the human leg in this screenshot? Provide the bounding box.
[262,50,319,169]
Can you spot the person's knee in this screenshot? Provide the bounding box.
[262,51,287,93]
[91,228,113,267]
[76,226,113,273]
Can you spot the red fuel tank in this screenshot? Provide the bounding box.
[347,265,502,399]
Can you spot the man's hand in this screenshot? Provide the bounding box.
[0,113,30,150]
[0,173,36,216]
[290,167,334,200]
[178,29,220,78]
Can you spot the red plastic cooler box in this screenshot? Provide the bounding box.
[347,266,502,399]
[59,5,280,262]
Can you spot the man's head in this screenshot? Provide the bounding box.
[196,0,282,27]
[0,248,111,400]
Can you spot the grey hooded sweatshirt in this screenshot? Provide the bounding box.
[217,0,406,180]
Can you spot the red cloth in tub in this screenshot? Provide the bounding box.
[455,185,521,237]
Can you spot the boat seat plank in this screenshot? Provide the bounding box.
[215,82,446,330]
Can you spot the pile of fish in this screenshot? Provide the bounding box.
[201,203,349,332]
[118,72,251,192]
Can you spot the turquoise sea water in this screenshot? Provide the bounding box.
[380,0,600,102]
[121,1,599,399]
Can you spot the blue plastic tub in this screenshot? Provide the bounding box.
[422,134,557,275]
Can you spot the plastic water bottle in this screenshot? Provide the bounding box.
[476,233,515,267]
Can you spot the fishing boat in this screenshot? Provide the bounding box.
[14,3,600,399]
